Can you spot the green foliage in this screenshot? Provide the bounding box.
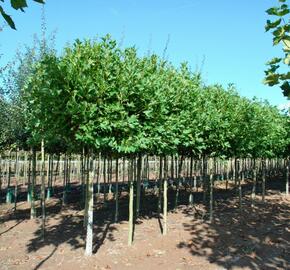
[22,35,289,158]
[0,27,57,151]
[264,0,290,97]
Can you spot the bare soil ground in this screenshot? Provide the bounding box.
[0,180,289,270]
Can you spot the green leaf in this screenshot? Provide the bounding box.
[265,19,281,32]
[277,7,289,16]
[11,0,27,11]
[281,81,290,97]
[284,54,290,65]
[263,73,280,86]
[266,7,279,15]
[266,57,282,65]
[0,6,16,29]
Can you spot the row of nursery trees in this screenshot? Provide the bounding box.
[0,35,289,256]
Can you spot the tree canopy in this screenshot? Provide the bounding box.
[21,35,289,158]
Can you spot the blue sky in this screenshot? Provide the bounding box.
[0,0,288,108]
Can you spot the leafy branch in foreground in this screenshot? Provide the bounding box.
[0,0,45,30]
[264,0,290,98]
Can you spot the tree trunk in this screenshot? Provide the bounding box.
[46,154,51,199]
[158,156,163,214]
[163,156,168,235]
[286,163,289,196]
[14,149,19,211]
[62,155,67,205]
[85,159,94,256]
[114,157,119,223]
[251,167,257,208]
[238,166,242,212]
[27,154,31,202]
[0,156,2,194]
[175,155,183,209]
[6,151,12,203]
[262,159,266,202]
[189,156,193,205]
[103,156,107,207]
[209,167,213,223]
[40,140,46,240]
[30,148,36,219]
[84,155,90,227]
[128,158,134,246]
[136,153,142,218]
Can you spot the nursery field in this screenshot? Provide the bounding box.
[0,176,289,270]
[0,29,289,270]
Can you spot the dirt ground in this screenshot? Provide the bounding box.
[0,180,289,270]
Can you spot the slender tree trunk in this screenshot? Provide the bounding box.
[40,140,46,240]
[27,154,31,202]
[136,153,142,218]
[0,157,2,194]
[108,157,112,197]
[97,153,101,198]
[163,156,168,235]
[225,160,229,190]
[158,156,163,214]
[128,158,134,246]
[189,156,193,205]
[46,154,51,199]
[85,158,94,256]
[84,155,90,227]
[202,156,207,204]
[175,155,183,209]
[62,155,67,205]
[23,152,27,186]
[81,149,85,205]
[14,149,19,211]
[122,157,125,183]
[103,156,107,207]
[30,148,36,219]
[53,155,60,194]
[251,167,257,208]
[114,157,119,223]
[209,168,213,223]
[171,155,174,180]
[285,163,289,196]
[6,151,12,203]
[238,162,242,212]
[262,159,266,202]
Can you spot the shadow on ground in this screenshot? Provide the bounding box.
[177,178,290,270]
[0,175,289,270]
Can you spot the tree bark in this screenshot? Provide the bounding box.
[41,140,46,240]
[128,158,134,246]
[114,157,119,223]
[262,159,266,202]
[251,167,257,208]
[85,159,94,256]
[30,148,36,219]
[158,156,163,214]
[163,156,168,235]
[136,153,142,218]
[286,162,289,196]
